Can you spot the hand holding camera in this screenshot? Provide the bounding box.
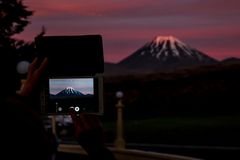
[35,35,104,115]
[69,108,116,159]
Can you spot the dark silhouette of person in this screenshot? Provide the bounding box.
[0,55,116,160]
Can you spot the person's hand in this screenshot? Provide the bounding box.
[69,109,116,159]
[69,109,105,150]
[70,109,102,136]
[19,57,48,97]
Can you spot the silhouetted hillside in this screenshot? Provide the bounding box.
[221,57,240,63]
[103,61,240,119]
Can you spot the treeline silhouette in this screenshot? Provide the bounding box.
[103,61,240,120]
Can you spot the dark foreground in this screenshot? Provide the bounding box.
[126,143,240,160]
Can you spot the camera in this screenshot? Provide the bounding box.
[35,35,104,115]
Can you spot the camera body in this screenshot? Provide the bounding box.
[35,35,104,115]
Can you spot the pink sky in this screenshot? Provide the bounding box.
[15,0,240,63]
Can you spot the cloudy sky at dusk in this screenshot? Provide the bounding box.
[15,0,240,63]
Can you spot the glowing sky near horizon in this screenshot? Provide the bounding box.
[15,0,240,63]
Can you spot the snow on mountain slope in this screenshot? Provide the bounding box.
[118,36,218,70]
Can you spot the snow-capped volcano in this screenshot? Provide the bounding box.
[118,36,218,70]
[56,87,84,97]
[144,36,211,60]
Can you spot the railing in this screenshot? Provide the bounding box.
[58,144,202,160]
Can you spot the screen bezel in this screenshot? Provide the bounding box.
[40,75,103,115]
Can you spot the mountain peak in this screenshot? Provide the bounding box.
[56,87,84,97]
[66,87,74,90]
[154,36,178,43]
[153,36,187,48]
[118,35,218,70]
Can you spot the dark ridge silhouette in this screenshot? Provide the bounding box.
[103,60,240,119]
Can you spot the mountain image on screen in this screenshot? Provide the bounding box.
[50,87,93,99]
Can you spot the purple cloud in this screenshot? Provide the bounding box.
[15,0,240,62]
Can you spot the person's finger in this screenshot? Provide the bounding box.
[78,114,91,130]
[28,58,38,75]
[69,110,86,132]
[69,108,78,123]
[36,57,48,76]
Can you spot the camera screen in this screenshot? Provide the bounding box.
[50,78,94,99]
[46,77,100,114]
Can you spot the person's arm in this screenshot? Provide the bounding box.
[19,57,48,97]
[69,110,116,160]
[5,57,54,160]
